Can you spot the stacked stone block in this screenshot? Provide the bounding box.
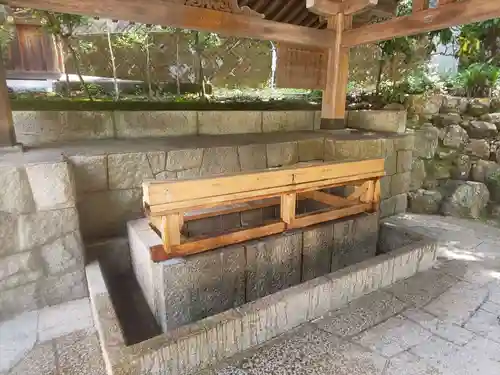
[0,161,87,322]
[128,212,379,332]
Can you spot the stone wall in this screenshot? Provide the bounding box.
[0,160,88,322]
[407,95,500,220]
[12,110,320,146]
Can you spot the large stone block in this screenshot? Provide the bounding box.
[442,125,468,149]
[13,111,114,145]
[465,139,490,159]
[108,152,153,189]
[78,189,142,239]
[442,96,468,114]
[302,223,334,282]
[466,120,498,139]
[298,138,325,162]
[408,189,443,214]
[159,245,246,331]
[380,176,391,199]
[391,172,411,196]
[266,142,299,167]
[432,113,462,127]
[262,111,315,132]
[146,151,166,174]
[332,213,378,271]
[394,133,415,151]
[245,232,302,301]
[238,144,267,171]
[0,251,43,291]
[68,155,108,194]
[26,162,75,210]
[0,166,35,214]
[0,282,39,321]
[0,212,19,257]
[18,208,80,251]
[410,159,426,191]
[348,110,406,133]
[397,150,413,173]
[471,160,500,182]
[440,180,489,219]
[37,268,88,307]
[385,152,397,176]
[199,111,262,135]
[165,148,203,171]
[114,111,197,138]
[40,231,84,276]
[393,193,408,214]
[199,147,241,176]
[324,139,335,161]
[331,139,383,161]
[414,124,439,159]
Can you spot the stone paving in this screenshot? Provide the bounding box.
[201,214,500,375]
[0,298,106,375]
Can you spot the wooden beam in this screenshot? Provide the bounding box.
[280,193,296,224]
[0,46,16,146]
[320,14,351,130]
[7,0,334,48]
[306,0,342,16]
[343,0,378,15]
[301,190,357,209]
[413,0,428,12]
[162,213,181,251]
[288,203,371,229]
[343,0,500,47]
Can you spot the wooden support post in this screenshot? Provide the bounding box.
[320,14,352,130]
[280,192,296,225]
[413,0,428,12]
[162,213,181,255]
[0,48,16,147]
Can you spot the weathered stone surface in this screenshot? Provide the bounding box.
[302,223,334,282]
[406,94,443,117]
[441,96,468,114]
[408,189,443,214]
[13,111,114,145]
[380,198,395,218]
[485,170,500,203]
[396,150,412,173]
[385,152,397,176]
[432,113,462,127]
[107,153,153,189]
[165,148,203,171]
[410,159,426,191]
[468,98,491,117]
[154,171,177,180]
[440,180,490,219]
[394,133,415,151]
[7,341,57,375]
[348,110,406,133]
[0,251,42,291]
[298,138,324,162]
[391,172,411,196]
[18,208,79,250]
[238,144,267,171]
[160,245,246,330]
[324,139,335,160]
[332,213,378,271]
[199,111,262,135]
[114,111,197,138]
[266,142,299,167]
[414,124,439,159]
[332,139,382,161]
[199,147,241,176]
[0,213,18,257]
[40,232,84,275]
[78,189,142,239]
[451,154,471,180]
[467,120,498,138]
[262,111,315,132]
[0,282,39,321]
[246,232,302,300]
[176,168,199,179]
[37,268,88,307]
[381,175,391,199]
[146,151,166,174]
[68,155,107,194]
[480,112,500,128]
[26,162,75,210]
[442,125,469,149]
[465,139,490,159]
[393,193,408,214]
[0,166,34,214]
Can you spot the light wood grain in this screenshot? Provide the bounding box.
[289,203,371,229]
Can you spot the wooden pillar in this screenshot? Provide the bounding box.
[0,49,16,147]
[320,14,352,130]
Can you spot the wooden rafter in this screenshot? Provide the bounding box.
[343,0,500,47]
[6,0,334,48]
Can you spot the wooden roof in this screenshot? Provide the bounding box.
[238,0,397,28]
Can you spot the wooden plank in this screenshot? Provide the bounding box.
[360,180,375,204]
[150,222,286,261]
[162,213,181,252]
[306,0,342,16]
[144,159,385,206]
[148,171,385,215]
[413,0,428,12]
[8,0,333,49]
[343,0,500,47]
[280,193,296,224]
[343,0,378,15]
[288,203,371,229]
[0,47,16,146]
[301,190,356,208]
[347,181,369,201]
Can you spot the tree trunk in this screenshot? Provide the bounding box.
[145,34,153,100]
[194,32,206,99]
[106,22,119,101]
[175,30,181,95]
[65,38,93,101]
[375,59,384,96]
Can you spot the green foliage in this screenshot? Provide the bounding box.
[455,63,500,97]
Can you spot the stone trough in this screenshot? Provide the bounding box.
[87,219,437,375]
